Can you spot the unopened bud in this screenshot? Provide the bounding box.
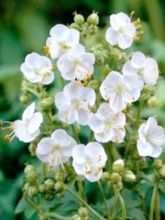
[102,172,110,181]
[159,165,165,178]
[54,181,63,192]
[70,23,80,30]
[87,12,99,26]
[78,207,88,217]
[123,170,136,182]
[72,215,81,220]
[39,184,45,193]
[28,186,38,197]
[20,94,29,104]
[111,173,122,184]
[44,179,55,192]
[40,97,53,111]
[153,159,163,170]
[28,143,37,156]
[24,164,35,174]
[148,96,158,108]
[112,159,125,173]
[74,14,85,25]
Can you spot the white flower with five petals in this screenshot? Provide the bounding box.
[137,117,165,158]
[72,142,107,182]
[88,103,126,143]
[55,82,96,125]
[36,129,76,166]
[106,12,136,49]
[20,52,54,85]
[57,44,95,81]
[46,24,80,59]
[123,51,159,87]
[100,71,141,112]
[12,103,43,143]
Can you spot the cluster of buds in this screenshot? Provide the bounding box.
[72,207,89,220]
[153,159,165,178]
[102,159,136,191]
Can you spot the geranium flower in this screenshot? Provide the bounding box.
[137,117,165,158]
[55,82,96,125]
[100,71,141,112]
[20,52,54,85]
[88,103,126,143]
[72,142,107,182]
[12,103,43,143]
[123,51,159,87]
[36,129,76,166]
[57,44,95,81]
[105,12,136,49]
[46,24,80,59]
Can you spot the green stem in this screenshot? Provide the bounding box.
[65,186,105,220]
[97,180,111,220]
[44,212,72,220]
[77,179,86,200]
[26,88,40,98]
[149,184,160,220]
[71,125,79,142]
[111,194,119,220]
[155,188,160,220]
[116,191,126,220]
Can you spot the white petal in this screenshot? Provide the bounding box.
[95,130,113,143]
[84,169,102,182]
[22,102,35,121]
[118,34,133,49]
[27,112,43,134]
[88,113,104,133]
[143,58,159,85]
[77,108,89,125]
[41,72,54,85]
[50,24,68,38]
[72,144,86,164]
[122,61,136,76]
[150,145,162,158]
[105,27,119,45]
[131,52,146,69]
[137,139,153,157]
[36,137,54,155]
[72,161,84,175]
[112,128,125,143]
[55,92,68,109]
[110,93,127,112]
[58,107,76,124]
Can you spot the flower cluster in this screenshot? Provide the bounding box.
[4,12,165,186]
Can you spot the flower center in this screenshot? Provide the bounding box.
[59,42,70,51]
[71,99,81,109]
[114,85,124,94]
[50,145,63,165]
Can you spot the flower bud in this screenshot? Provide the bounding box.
[72,215,81,220]
[110,173,122,184]
[28,143,37,156]
[112,159,125,173]
[148,96,158,108]
[23,182,30,191]
[159,165,165,178]
[28,186,38,197]
[78,207,88,217]
[20,94,29,104]
[40,97,53,111]
[44,179,55,192]
[70,23,80,30]
[153,159,163,170]
[123,170,136,182]
[39,184,45,193]
[24,164,35,174]
[87,12,99,26]
[74,14,85,25]
[54,181,63,192]
[45,193,54,201]
[102,172,110,181]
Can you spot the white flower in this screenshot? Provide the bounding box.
[100,71,141,112]
[20,52,54,85]
[12,103,43,143]
[55,82,96,125]
[123,51,159,87]
[57,44,95,81]
[106,12,136,49]
[88,103,126,143]
[46,24,80,59]
[72,142,107,182]
[137,117,165,158]
[36,129,76,166]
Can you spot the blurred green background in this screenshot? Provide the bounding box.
[0,0,165,219]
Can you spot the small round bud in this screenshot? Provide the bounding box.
[20,94,29,104]
[44,179,55,192]
[123,170,136,183]
[45,193,54,201]
[112,159,125,173]
[102,172,110,181]
[23,182,30,191]
[78,207,88,217]
[28,143,37,156]
[26,172,37,184]
[40,97,53,111]
[39,184,45,193]
[159,165,165,178]
[72,215,81,220]
[74,14,85,25]
[54,181,63,192]
[148,96,158,108]
[110,173,122,184]
[70,23,80,30]
[153,159,163,170]
[28,186,38,197]
[87,12,99,26]
[24,164,35,174]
